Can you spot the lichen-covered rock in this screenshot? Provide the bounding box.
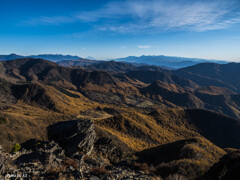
[94,137,124,164]
[1,140,83,179]
[47,119,96,157]
[0,157,5,176]
[0,145,13,178]
[14,139,65,167]
[0,140,158,179]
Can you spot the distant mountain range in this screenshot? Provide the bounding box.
[174,62,240,91]
[0,53,82,62]
[57,59,102,67]
[0,53,230,69]
[114,55,229,69]
[29,54,81,61]
[1,57,240,179]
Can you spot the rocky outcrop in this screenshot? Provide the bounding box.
[47,119,96,157]
[0,140,153,179]
[0,145,6,175]
[2,119,152,179]
[94,137,124,164]
[1,118,97,179]
[0,140,83,179]
[0,145,13,178]
[15,139,65,166]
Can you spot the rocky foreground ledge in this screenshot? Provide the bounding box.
[1,119,240,180]
[0,119,154,180]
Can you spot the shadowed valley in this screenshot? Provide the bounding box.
[1,58,240,179]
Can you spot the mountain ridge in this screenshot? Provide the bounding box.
[0,53,82,62]
[0,54,230,69]
[1,57,240,179]
[114,55,229,69]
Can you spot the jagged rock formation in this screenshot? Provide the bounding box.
[0,123,153,179]
[0,140,82,179]
[0,145,6,175]
[47,119,96,157]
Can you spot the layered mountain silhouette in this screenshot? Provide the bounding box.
[114,55,228,68]
[0,53,82,62]
[1,58,240,118]
[1,57,240,179]
[0,53,229,69]
[57,59,102,67]
[175,62,240,91]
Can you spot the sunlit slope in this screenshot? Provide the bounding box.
[0,82,98,151]
[95,108,240,151]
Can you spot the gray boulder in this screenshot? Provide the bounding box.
[0,145,3,155]
[47,119,96,157]
[0,145,7,176]
[0,156,5,176]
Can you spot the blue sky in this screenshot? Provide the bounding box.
[0,0,240,61]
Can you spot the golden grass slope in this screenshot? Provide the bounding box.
[1,80,240,155]
[135,137,226,178]
[94,109,201,151]
[0,83,98,151]
[95,108,240,151]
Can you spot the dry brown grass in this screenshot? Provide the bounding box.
[90,167,110,175]
[64,158,79,170]
[0,83,99,151]
[135,137,226,179]
[95,109,201,151]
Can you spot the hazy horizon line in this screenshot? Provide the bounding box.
[1,52,236,62]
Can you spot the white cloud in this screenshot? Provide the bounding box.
[22,16,76,26]
[21,0,240,32]
[138,45,151,49]
[73,0,240,32]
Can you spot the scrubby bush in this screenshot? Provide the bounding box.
[11,143,21,153]
[0,116,6,124]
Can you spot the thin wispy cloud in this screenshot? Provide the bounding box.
[23,16,76,26]
[21,0,240,32]
[138,45,151,49]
